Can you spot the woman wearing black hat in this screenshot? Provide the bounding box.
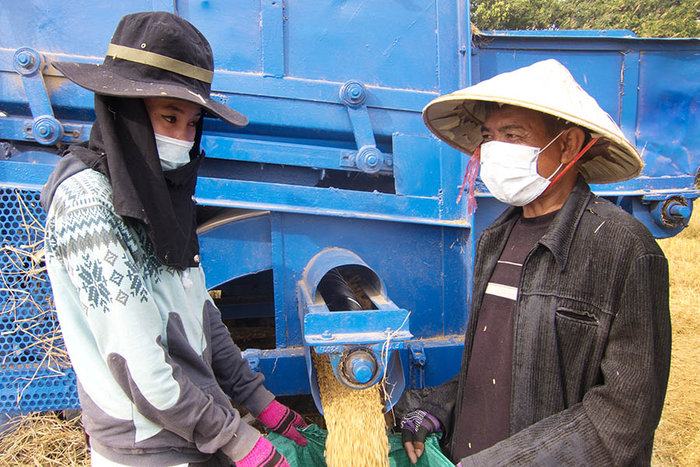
[41,12,303,467]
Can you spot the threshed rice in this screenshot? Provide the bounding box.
[313,352,390,467]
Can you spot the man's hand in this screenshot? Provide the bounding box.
[234,436,289,467]
[257,399,308,446]
[400,409,441,465]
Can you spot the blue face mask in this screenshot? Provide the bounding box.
[154,133,194,171]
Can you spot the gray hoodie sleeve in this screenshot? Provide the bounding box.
[205,301,276,417]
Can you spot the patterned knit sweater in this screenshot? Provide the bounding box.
[43,166,274,465]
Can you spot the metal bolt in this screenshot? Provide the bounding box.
[31,116,63,145]
[356,146,383,174]
[350,355,374,384]
[365,153,378,167]
[321,330,333,339]
[17,51,34,68]
[667,202,691,219]
[36,123,51,138]
[340,80,366,107]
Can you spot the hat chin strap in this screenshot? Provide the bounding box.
[106,43,213,83]
[542,137,600,194]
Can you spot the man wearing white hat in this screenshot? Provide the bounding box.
[400,60,671,465]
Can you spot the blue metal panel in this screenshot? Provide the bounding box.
[243,348,311,396]
[0,158,57,191]
[0,3,140,56]
[193,177,449,225]
[283,2,440,91]
[403,337,464,389]
[392,134,442,197]
[198,213,273,289]
[303,310,412,345]
[270,212,288,349]
[620,51,640,146]
[261,0,285,78]
[637,51,700,178]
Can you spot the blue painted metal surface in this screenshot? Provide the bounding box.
[0,2,697,414]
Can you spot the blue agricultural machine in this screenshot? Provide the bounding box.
[0,1,698,416]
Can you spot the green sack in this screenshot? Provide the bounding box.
[268,424,453,467]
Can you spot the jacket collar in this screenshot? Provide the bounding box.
[483,176,593,271]
[539,177,592,271]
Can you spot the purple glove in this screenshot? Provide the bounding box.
[401,409,441,445]
[257,400,308,446]
[235,436,289,467]
[402,409,442,463]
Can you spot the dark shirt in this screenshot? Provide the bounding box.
[454,211,556,458]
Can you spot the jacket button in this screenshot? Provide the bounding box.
[194,254,200,263]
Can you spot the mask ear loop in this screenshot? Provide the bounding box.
[539,129,567,153]
[456,146,481,215]
[542,136,600,195]
[534,129,568,181]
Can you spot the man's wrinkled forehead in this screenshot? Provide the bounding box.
[480,103,566,138]
[481,105,547,130]
[482,103,543,120]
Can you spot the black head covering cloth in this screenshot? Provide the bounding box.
[69,95,203,270]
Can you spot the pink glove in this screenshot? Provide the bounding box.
[257,400,308,446]
[235,436,289,467]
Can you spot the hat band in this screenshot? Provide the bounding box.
[106,43,213,84]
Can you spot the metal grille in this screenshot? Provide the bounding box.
[0,188,78,414]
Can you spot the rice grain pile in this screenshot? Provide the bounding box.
[313,352,390,467]
[0,411,89,466]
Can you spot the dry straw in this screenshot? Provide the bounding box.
[653,212,700,466]
[0,411,89,466]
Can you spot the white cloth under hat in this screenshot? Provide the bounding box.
[422,59,643,184]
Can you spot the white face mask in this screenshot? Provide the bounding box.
[154,133,194,171]
[479,131,564,206]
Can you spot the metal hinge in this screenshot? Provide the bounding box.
[339,80,393,174]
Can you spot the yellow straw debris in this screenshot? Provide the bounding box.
[654,213,700,466]
[0,412,89,466]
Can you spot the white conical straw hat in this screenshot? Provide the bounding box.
[423,59,643,184]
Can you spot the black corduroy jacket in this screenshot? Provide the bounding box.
[424,178,671,466]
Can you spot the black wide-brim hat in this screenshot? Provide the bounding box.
[52,11,247,127]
